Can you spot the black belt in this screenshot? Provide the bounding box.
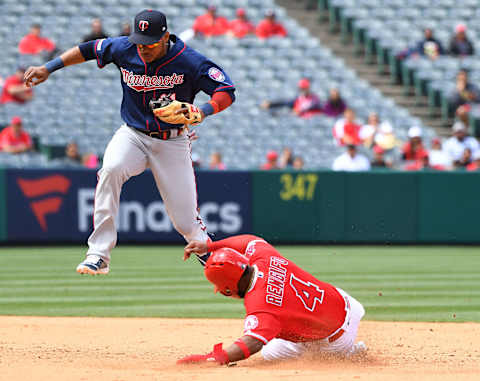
[134,127,183,140]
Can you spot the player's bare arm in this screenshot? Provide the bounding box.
[184,241,208,260]
[24,46,85,87]
[224,335,264,362]
[177,335,263,365]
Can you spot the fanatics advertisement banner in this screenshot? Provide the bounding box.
[5,169,252,243]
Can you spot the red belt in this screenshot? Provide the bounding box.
[328,329,345,343]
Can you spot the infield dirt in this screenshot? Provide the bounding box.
[0,317,478,381]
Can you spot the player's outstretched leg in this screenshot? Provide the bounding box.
[77,126,147,275]
[261,338,306,361]
[147,134,210,266]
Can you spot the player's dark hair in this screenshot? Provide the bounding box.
[237,266,252,298]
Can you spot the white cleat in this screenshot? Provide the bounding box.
[76,255,110,275]
[349,341,368,357]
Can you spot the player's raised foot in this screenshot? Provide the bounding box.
[76,255,109,275]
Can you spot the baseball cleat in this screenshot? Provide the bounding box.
[349,341,368,357]
[76,255,109,275]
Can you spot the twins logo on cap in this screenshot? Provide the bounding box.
[208,67,225,82]
[139,20,149,31]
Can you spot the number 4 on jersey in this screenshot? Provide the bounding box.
[289,274,325,312]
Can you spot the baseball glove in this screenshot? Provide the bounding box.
[150,98,203,126]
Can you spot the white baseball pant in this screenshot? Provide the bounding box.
[86,125,208,262]
[261,289,365,361]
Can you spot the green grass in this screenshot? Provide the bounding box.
[0,246,479,322]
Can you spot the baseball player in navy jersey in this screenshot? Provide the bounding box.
[24,10,236,274]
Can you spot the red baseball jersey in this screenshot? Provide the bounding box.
[207,235,347,344]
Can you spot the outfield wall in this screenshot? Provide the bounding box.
[253,171,480,243]
[0,168,479,244]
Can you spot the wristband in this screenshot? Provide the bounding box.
[234,339,251,359]
[212,343,229,364]
[45,57,64,73]
[200,100,220,117]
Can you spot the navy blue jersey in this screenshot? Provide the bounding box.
[92,35,235,131]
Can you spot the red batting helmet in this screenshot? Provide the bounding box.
[204,248,249,297]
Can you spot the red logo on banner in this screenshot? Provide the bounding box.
[17,175,71,231]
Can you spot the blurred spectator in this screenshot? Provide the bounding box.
[83,18,109,42]
[0,116,32,154]
[405,151,444,171]
[0,67,33,105]
[209,151,226,170]
[333,108,362,146]
[279,147,294,168]
[456,147,473,168]
[228,8,255,39]
[191,152,202,169]
[322,88,347,117]
[429,137,451,169]
[193,5,229,37]
[65,141,98,168]
[443,122,480,167]
[466,150,480,171]
[414,28,445,59]
[371,146,392,168]
[292,156,304,170]
[450,70,480,122]
[119,22,131,37]
[332,145,370,171]
[18,24,56,56]
[261,150,279,170]
[261,78,322,118]
[449,24,474,56]
[373,122,397,151]
[360,112,380,148]
[256,10,287,39]
[401,126,428,161]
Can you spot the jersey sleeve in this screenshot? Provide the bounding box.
[93,37,120,68]
[243,313,281,345]
[194,59,235,97]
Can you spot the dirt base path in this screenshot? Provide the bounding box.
[0,317,479,381]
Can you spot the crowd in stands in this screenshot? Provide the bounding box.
[256,67,480,172]
[400,24,475,60]
[2,3,480,173]
[260,148,304,170]
[0,116,32,154]
[63,142,99,168]
[0,67,33,105]
[192,6,287,39]
[261,78,346,119]
[450,69,480,126]
[328,119,480,172]
[398,23,480,126]
[0,17,132,167]
[18,24,57,58]
[82,18,109,43]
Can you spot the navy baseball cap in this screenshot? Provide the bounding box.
[128,9,168,45]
